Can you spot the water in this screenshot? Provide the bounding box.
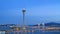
[26,30,60,34]
[6,30,60,34]
[0,26,60,34]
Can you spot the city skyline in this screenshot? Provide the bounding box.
[0,0,60,25]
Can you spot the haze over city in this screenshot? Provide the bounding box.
[0,0,60,25]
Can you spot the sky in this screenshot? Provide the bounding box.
[0,0,60,25]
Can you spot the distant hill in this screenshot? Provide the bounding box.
[29,22,60,27]
[45,22,60,27]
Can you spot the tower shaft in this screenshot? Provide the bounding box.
[23,11,25,26]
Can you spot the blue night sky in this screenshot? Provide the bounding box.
[0,0,60,25]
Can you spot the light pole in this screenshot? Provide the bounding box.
[42,23,45,32]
